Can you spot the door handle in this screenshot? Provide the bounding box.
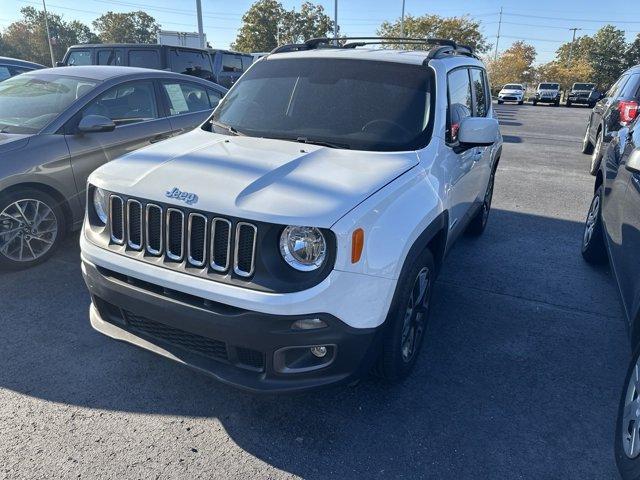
[150,133,172,143]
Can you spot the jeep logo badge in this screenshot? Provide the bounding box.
[165,187,199,205]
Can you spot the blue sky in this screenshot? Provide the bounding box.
[2,0,640,63]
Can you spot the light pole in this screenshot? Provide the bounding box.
[42,0,55,67]
[400,0,406,37]
[567,27,582,66]
[196,0,205,49]
[334,0,339,45]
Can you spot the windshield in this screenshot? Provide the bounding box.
[211,57,434,151]
[573,83,594,90]
[503,84,522,90]
[539,83,559,90]
[0,73,98,134]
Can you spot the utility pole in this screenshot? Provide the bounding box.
[334,0,339,45]
[42,0,55,67]
[195,0,205,49]
[400,0,406,37]
[494,6,503,61]
[567,27,582,66]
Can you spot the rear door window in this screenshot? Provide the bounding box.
[222,54,243,72]
[207,88,223,108]
[620,74,640,100]
[162,81,211,115]
[67,50,92,66]
[0,66,11,81]
[170,49,212,77]
[128,50,161,69]
[447,68,472,142]
[97,49,123,66]
[470,68,489,117]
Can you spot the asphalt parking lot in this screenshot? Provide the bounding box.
[0,103,630,479]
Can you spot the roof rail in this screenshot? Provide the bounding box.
[269,37,477,59]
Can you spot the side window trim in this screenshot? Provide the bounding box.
[446,66,472,145]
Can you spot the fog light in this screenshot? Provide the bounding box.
[291,318,327,330]
[310,346,327,358]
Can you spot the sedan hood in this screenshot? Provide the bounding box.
[0,133,32,155]
[91,129,419,227]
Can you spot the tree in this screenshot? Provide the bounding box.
[93,11,159,44]
[626,34,640,69]
[555,36,595,65]
[486,41,536,92]
[377,14,490,54]
[231,0,332,52]
[1,6,98,66]
[588,25,628,90]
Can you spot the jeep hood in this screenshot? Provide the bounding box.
[0,133,32,155]
[91,129,419,228]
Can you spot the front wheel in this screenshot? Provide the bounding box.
[0,189,65,270]
[532,100,538,106]
[582,124,594,154]
[581,186,607,264]
[567,101,572,107]
[615,345,640,480]
[376,248,435,382]
[518,100,524,105]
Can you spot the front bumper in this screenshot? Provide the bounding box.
[82,260,383,393]
[535,95,560,103]
[498,94,523,102]
[567,95,592,105]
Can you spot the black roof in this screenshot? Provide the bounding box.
[67,43,208,52]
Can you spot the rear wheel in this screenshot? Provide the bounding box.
[581,186,607,264]
[376,248,435,382]
[0,189,66,271]
[582,124,594,154]
[590,129,604,175]
[567,101,572,107]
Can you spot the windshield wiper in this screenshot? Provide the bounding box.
[295,137,351,149]
[210,120,245,136]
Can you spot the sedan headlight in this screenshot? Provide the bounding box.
[279,226,326,271]
[93,187,108,225]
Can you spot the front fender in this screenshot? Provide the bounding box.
[331,165,444,280]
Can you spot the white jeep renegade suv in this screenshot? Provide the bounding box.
[81,38,502,392]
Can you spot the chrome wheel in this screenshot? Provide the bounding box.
[0,199,58,262]
[622,359,640,458]
[400,267,431,363]
[583,194,600,247]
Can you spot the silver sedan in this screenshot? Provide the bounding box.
[0,66,227,270]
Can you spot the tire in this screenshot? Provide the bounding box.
[497,100,503,104]
[554,100,560,107]
[532,100,538,106]
[466,168,496,236]
[567,101,572,107]
[615,344,640,480]
[581,124,594,154]
[518,100,524,105]
[0,188,66,271]
[581,186,607,264]
[376,248,436,382]
[590,129,604,176]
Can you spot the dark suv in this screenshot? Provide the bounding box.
[566,82,600,108]
[581,115,640,480]
[582,66,640,175]
[61,44,215,82]
[208,49,253,88]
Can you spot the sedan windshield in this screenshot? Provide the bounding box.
[503,84,522,90]
[0,73,98,134]
[211,57,434,151]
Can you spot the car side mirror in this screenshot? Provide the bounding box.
[55,61,65,67]
[78,115,116,133]
[625,149,640,174]
[457,117,499,149]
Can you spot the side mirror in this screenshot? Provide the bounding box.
[55,61,65,67]
[457,117,499,148]
[78,115,116,133]
[626,149,640,174]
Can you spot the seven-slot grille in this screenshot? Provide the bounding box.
[108,194,257,278]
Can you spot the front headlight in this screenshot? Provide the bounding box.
[93,187,108,224]
[279,226,326,271]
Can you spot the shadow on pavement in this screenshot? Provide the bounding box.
[0,209,628,478]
